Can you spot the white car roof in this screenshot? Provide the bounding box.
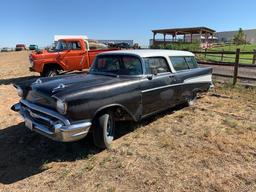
[99,49,195,58]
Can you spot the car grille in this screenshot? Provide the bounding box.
[21,104,59,132]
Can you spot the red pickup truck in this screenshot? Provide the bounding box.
[29,38,117,76]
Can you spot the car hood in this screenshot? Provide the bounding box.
[30,49,58,60]
[31,73,132,99]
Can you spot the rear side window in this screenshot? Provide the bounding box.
[185,57,198,69]
[170,57,188,71]
[144,57,170,74]
[170,56,198,71]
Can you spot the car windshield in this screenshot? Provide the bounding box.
[90,55,143,76]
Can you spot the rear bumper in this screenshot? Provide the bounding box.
[11,100,91,142]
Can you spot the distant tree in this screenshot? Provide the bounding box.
[233,28,247,45]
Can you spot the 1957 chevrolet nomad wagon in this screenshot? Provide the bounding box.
[12,50,213,149]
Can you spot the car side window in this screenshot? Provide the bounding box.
[72,41,81,50]
[122,56,142,75]
[144,57,170,74]
[170,57,189,71]
[66,41,81,50]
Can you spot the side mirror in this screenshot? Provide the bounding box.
[147,74,153,80]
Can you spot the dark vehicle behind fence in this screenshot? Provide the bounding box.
[12,49,213,149]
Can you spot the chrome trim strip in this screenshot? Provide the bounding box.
[141,83,183,93]
[27,108,53,124]
[71,131,89,137]
[20,99,70,125]
[60,122,92,131]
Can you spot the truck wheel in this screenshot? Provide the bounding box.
[93,112,115,149]
[42,68,58,77]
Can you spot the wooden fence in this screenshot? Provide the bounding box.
[193,49,256,85]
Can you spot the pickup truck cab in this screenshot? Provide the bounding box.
[12,49,213,149]
[29,38,117,77]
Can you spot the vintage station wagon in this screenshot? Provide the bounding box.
[12,49,213,149]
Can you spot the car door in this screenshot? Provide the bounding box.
[62,41,85,70]
[169,56,198,103]
[141,57,181,116]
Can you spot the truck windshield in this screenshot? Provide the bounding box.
[55,41,67,51]
[90,55,142,76]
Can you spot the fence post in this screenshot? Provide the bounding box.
[233,48,240,85]
[252,49,256,64]
[221,49,224,62]
[204,48,207,59]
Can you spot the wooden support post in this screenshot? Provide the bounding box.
[199,30,202,44]
[221,49,224,62]
[163,33,166,47]
[252,49,256,64]
[233,48,240,85]
[153,32,156,46]
[204,48,207,59]
[190,33,193,43]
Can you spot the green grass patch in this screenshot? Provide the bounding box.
[209,44,256,52]
[196,44,256,64]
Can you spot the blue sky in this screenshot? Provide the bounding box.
[0,0,255,47]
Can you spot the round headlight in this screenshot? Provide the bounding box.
[17,86,24,97]
[56,99,67,115]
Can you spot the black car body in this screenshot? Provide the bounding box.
[12,50,213,148]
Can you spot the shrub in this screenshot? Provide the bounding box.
[233,28,247,45]
[150,42,200,51]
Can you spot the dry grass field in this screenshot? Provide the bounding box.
[0,51,256,192]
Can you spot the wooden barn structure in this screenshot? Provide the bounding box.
[151,27,216,46]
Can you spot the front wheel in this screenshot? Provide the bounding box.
[93,112,115,149]
[42,68,58,77]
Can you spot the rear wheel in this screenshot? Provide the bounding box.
[187,92,197,106]
[93,111,115,149]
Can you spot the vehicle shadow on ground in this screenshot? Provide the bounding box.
[0,103,189,185]
[0,123,100,184]
[0,76,38,85]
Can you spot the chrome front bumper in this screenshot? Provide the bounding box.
[12,100,91,142]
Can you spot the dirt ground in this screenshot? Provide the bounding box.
[0,51,256,192]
